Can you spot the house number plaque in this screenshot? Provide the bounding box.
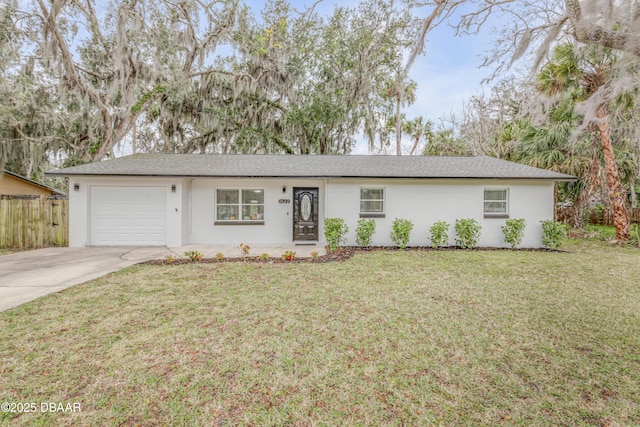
[278,198,291,204]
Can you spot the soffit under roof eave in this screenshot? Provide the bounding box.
[45,172,576,181]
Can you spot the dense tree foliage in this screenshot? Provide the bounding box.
[435,44,638,234]
[407,0,640,240]
[1,0,241,176]
[0,0,418,177]
[537,43,636,238]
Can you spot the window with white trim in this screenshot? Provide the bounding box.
[216,189,264,223]
[360,187,385,217]
[484,188,509,217]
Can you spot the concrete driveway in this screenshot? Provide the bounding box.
[0,247,173,312]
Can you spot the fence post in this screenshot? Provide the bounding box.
[0,199,10,247]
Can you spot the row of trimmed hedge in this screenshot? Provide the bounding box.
[323,218,567,250]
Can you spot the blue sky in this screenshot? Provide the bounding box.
[403,21,493,122]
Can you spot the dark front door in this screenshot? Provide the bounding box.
[293,187,319,241]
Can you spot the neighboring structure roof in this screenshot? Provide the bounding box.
[46,154,577,181]
[1,170,66,196]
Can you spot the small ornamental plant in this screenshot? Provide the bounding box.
[165,254,175,264]
[429,221,450,248]
[502,218,526,249]
[215,252,224,261]
[310,251,319,259]
[238,243,251,257]
[455,218,482,249]
[281,250,296,261]
[184,250,203,262]
[390,218,413,249]
[355,218,376,247]
[259,253,270,261]
[541,220,568,250]
[324,218,349,250]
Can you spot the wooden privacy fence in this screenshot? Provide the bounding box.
[0,196,68,248]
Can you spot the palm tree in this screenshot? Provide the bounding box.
[517,112,592,226]
[422,129,472,156]
[389,73,417,155]
[537,42,631,240]
[404,116,433,155]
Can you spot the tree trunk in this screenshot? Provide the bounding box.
[409,136,420,155]
[395,93,402,156]
[596,105,629,240]
[553,182,558,221]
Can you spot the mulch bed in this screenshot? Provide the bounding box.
[143,247,355,265]
[142,245,557,266]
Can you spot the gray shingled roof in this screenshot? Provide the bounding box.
[46,154,576,180]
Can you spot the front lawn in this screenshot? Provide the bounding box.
[1,240,639,426]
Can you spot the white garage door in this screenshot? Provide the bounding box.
[91,186,167,246]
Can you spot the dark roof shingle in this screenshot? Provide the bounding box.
[46,154,576,180]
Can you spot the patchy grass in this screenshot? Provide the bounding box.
[571,224,640,247]
[585,224,617,240]
[1,240,639,426]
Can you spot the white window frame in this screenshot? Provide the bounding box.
[484,188,509,218]
[359,187,385,218]
[215,188,265,225]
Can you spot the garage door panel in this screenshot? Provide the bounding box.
[91,187,167,246]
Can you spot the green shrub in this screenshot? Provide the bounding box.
[390,218,413,249]
[541,220,568,250]
[429,221,450,248]
[324,218,349,250]
[355,218,376,247]
[455,218,482,248]
[501,218,526,249]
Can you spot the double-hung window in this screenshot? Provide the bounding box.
[484,188,509,217]
[360,188,385,218]
[216,189,264,224]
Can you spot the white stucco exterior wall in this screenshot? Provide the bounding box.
[325,179,555,248]
[189,178,325,245]
[67,175,555,248]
